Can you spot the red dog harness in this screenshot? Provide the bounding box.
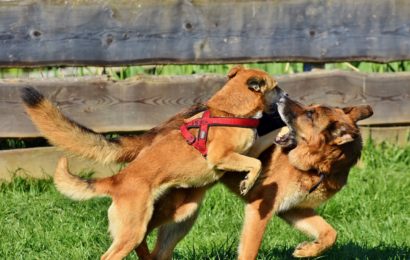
[180,110,260,157]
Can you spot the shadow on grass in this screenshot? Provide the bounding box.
[174,242,410,259]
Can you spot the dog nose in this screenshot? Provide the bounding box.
[275,88,288,103]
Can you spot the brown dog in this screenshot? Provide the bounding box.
[21,66,285,260]
[126,97,373,259]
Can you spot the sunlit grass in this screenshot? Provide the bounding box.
[0,142,409,259]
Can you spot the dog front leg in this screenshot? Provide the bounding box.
[278,208,337,258]
[208,152,261,195]
[237,201,275,260]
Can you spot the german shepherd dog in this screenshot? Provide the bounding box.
[21,66,287,259]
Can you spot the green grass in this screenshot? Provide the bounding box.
[0,142,409,259]
[1,61,410,80]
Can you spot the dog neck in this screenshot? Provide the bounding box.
[303,161,351,194]
[308,172,325,194]
[206,82,264,118]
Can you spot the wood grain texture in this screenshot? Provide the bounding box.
[0,74,225,137]
[0,147,120,181]
[1,126,408,181]
[1,70,410,138]
[360,126,410,146]
[1,0,410,66]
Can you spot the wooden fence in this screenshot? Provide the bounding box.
[0,0,409,180]
[2,0,410,65]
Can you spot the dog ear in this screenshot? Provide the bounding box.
[227,65,244,79]
[342,105,373,122]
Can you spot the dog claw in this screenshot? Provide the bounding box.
[239,180,248,195]
[239,179,253,195]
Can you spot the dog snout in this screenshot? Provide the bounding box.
[281,97,306,119]
[263,87,289,115]
[278,88,289,99]
[270,87,286,103]
[275,88,290,105]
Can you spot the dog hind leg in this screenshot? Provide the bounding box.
[151,188,206,259]
[151,209,200,260]
[102,191,155,260]
[134,239,151,260]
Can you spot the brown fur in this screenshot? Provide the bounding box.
[22,92,207,164]
[23,66,284,260]
[129,98,373,260]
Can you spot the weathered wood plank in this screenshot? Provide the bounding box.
[0,147,120,181]
[1,0,410,66]
[360,126,410,146]
[0,74,225,137]
[1,70,410,138]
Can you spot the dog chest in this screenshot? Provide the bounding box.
[277,186,332,212]
[277,190,306,213]
[233,128,258,153]
[297,187,333,208]
[231,129,257,155]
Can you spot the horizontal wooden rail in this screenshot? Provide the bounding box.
[0,147,119,181]
[1,0,410,66]
[1,70,410,138]
[1,126,408,181]
[360,126,409,145]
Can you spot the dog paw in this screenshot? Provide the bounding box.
[292,241,324,258]
[239,177,255,195]
[239,180,249,195]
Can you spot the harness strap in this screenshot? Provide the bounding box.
[180,110,260,157]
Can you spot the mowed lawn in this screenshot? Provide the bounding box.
[0,142,409,260]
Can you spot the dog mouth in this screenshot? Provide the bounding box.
[275,96,297,149]
[274,129,296,149]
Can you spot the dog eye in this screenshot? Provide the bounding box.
[247,78,265,88]
[248,80,258,85]
[305,110,314,119]
[247,78,259,85]
[247,77,264,91]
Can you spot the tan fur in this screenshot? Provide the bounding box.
[131,99,373,260]
[22,95,207,164]
[280,208,338,258]
[27,67,283,260]
[54,157,110,200]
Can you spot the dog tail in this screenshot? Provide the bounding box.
[20,87,147,164]
[54,157,113,200]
